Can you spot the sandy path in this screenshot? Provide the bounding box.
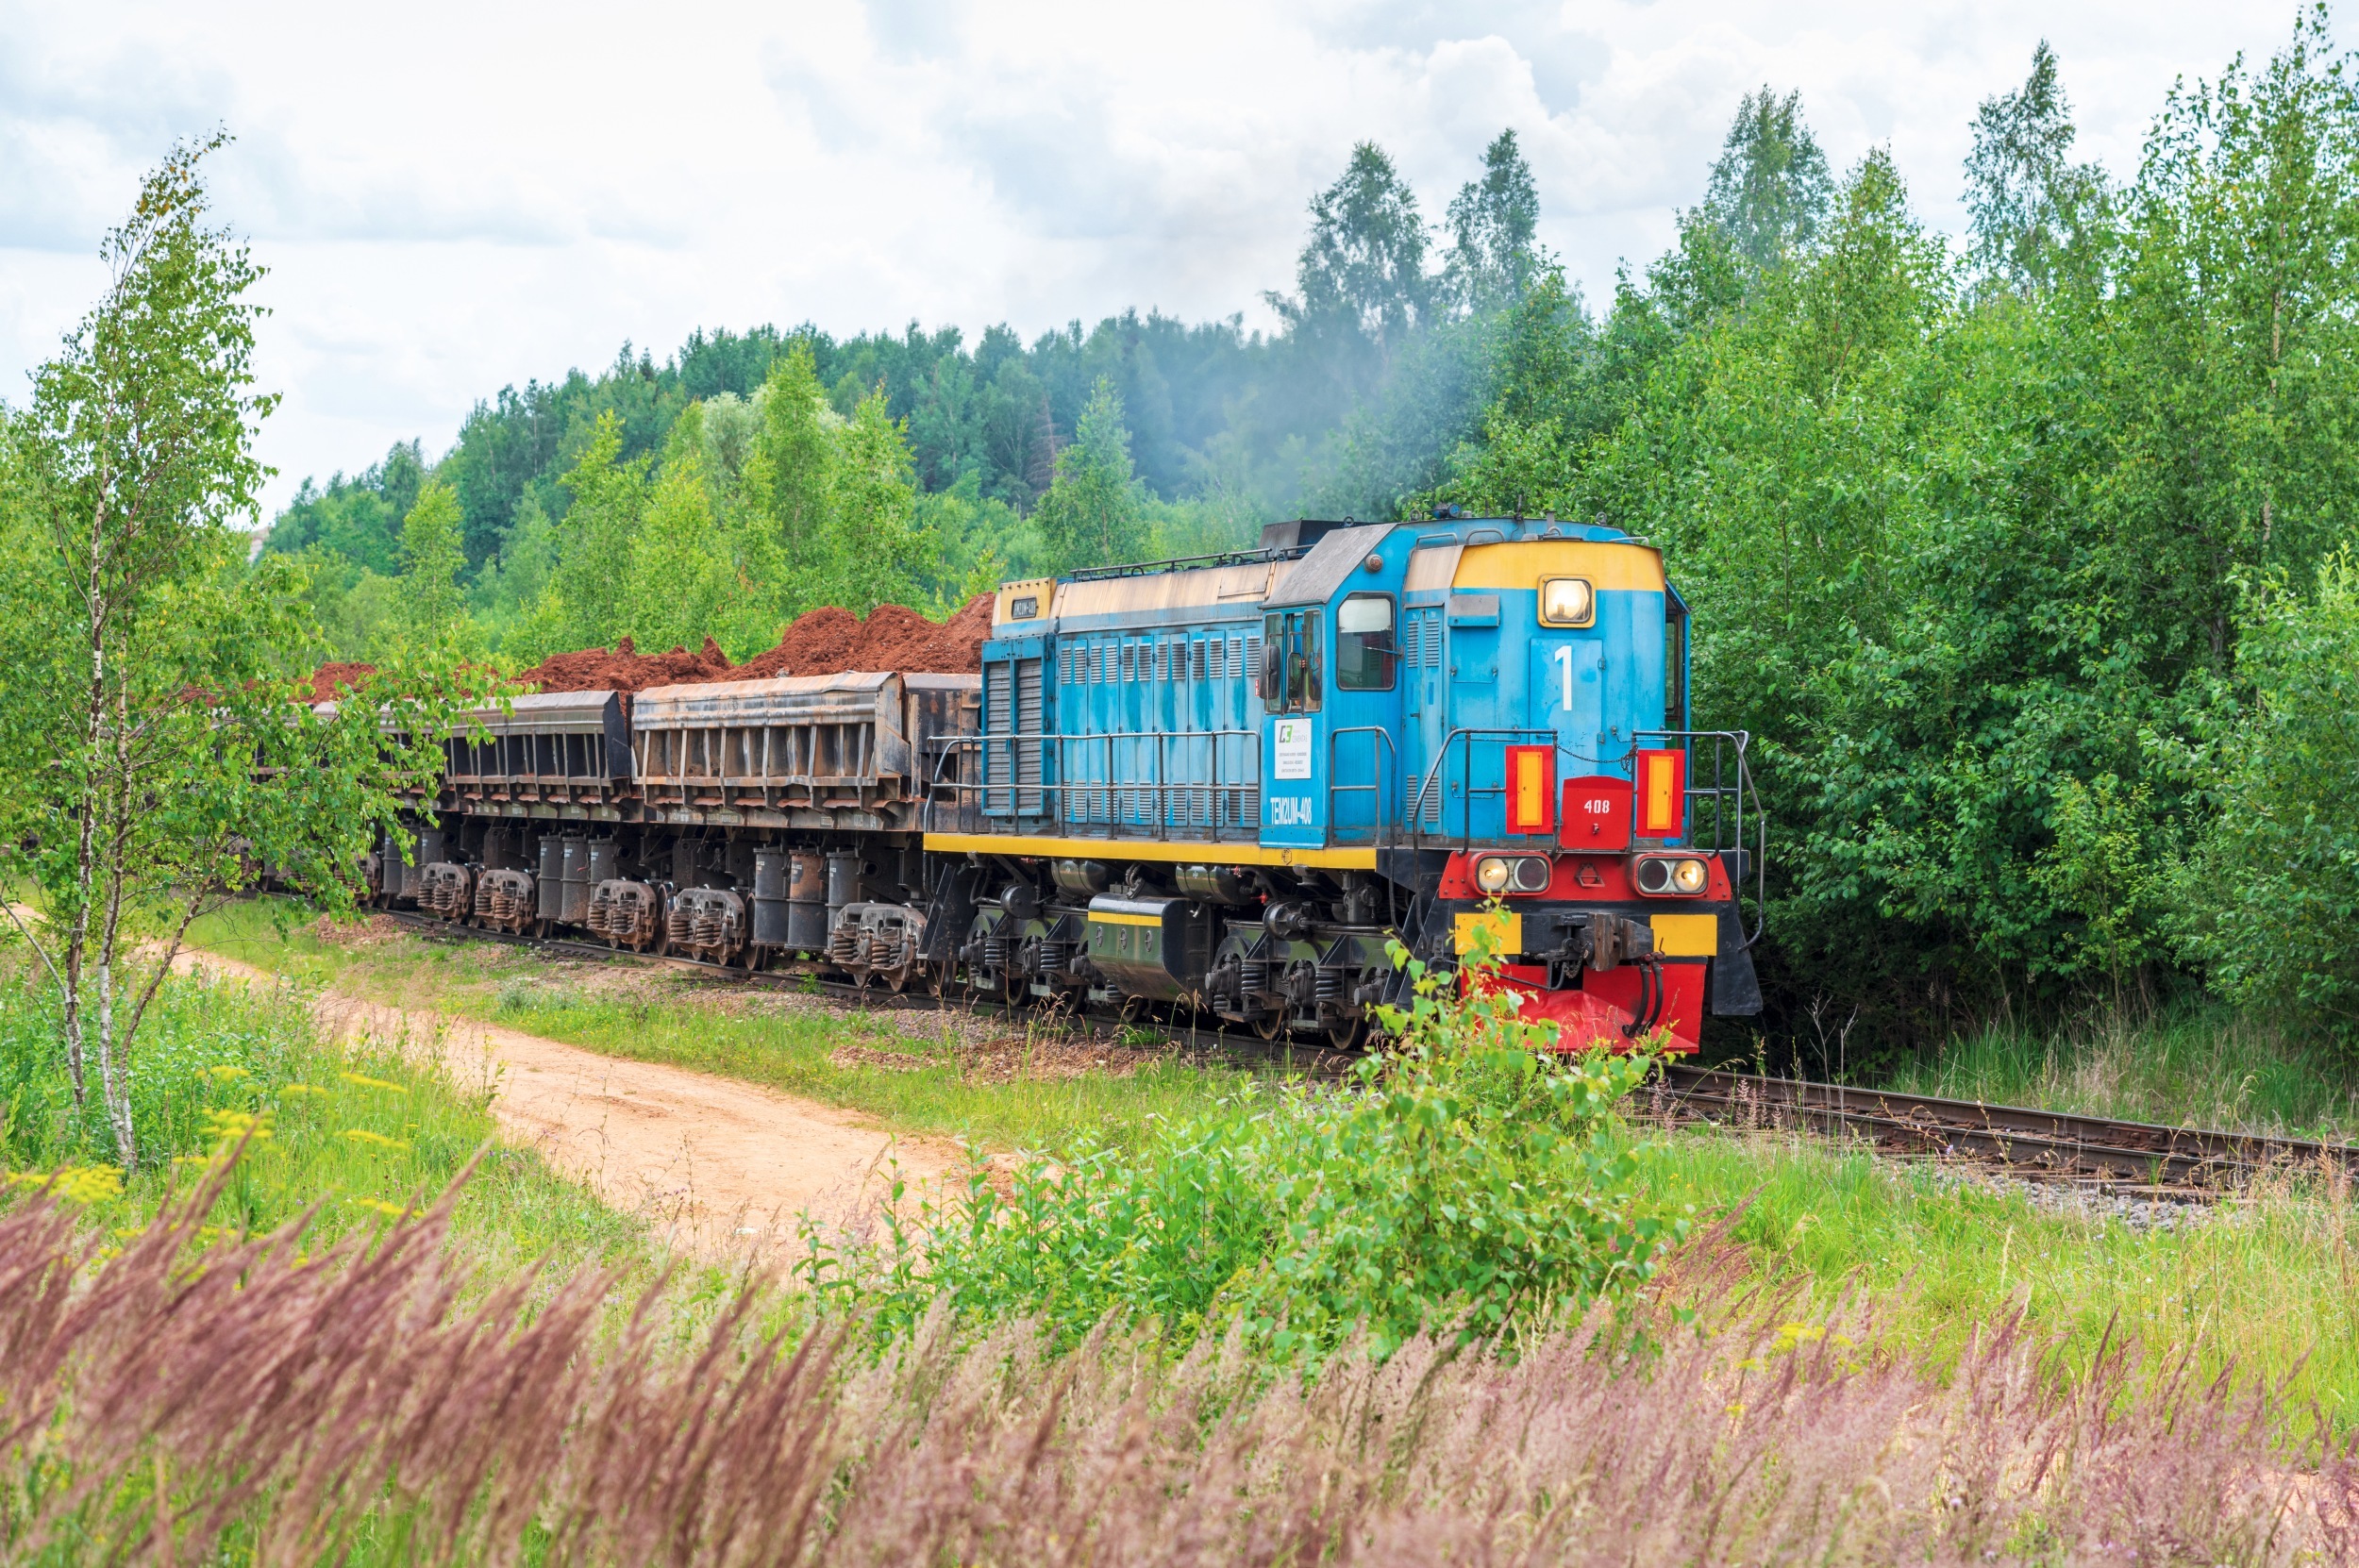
[172,948,967,1268]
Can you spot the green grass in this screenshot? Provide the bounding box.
[0,940,650,1282]
[192,897,1279,1153]
[182,900,2359,1420]
[1876,1001,2359,1143]
[1640,1124,2359,1422]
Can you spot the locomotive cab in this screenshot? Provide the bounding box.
[1379,523,1763,1051]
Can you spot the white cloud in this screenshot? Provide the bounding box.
[0,0,2303,519]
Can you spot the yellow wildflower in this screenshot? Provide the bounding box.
[204,1109,274,1145]
[5,1164,124,1205]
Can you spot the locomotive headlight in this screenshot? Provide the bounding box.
[1634,855,1710,896]
[1541,576,1595,626]
[1474,855,1549,895]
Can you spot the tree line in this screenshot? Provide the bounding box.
[265,129,1546,664]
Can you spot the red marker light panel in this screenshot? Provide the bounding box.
[1636,748,1686,838]
[1505,745,1555,834]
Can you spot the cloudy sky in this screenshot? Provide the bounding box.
[0,1,2309,522]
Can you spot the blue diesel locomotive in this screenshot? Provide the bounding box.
[375,514,1763,1050]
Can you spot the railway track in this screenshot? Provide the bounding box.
[378,910,2359,1193]
[1654,1064,2359,1192]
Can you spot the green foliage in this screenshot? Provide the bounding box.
[624,447,739,654]
[262,441,425,574]
[543,411,652,652]
[1270,142,1434,367]
[805,939,1680,1360]
[745,340,834,564]
[1966,41,2108,291]
[1031,377,1148,571]
[1700,87,1834,272]
[397,477,467,648]
[1443,129,1543,309]
[824,387,933,614]
[2178,550,2359,1048]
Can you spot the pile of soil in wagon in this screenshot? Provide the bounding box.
[733,594,994,680]
[303,661,377,702]
[514,636,735,695]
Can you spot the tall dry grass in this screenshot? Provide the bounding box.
[4,1164,2354,1565]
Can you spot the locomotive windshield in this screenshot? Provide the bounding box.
[1262,609,1322,713]
[1333,592,1396,691]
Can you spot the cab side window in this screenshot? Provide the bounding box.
[1261,609,1323,713]
[1334,592,1396,691]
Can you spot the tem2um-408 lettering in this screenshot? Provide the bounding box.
[1268,795,1315,826]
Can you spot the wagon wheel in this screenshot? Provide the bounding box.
[1117,993,1154,1026]
[1251,1011,1285,1043]
[1327,1015,1367,1052]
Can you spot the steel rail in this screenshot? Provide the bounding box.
[1655,1063,2359,1189]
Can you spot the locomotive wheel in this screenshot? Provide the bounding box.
[1117,993,1153,1025]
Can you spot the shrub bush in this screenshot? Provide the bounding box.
[803,939,1687,1359]
[2182,548,2359,1052]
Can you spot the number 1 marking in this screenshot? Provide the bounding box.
[1552,644,1573,711]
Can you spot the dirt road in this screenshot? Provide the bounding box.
[172,949,967,1268]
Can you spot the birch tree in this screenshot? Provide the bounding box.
[0,137,454,1171]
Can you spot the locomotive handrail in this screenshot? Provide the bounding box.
[925,727,1262,844]
[1407,726,1767,944]
[1407,726,1559,850]
[1634,727,1767,950]
[1325,726,1397,846]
